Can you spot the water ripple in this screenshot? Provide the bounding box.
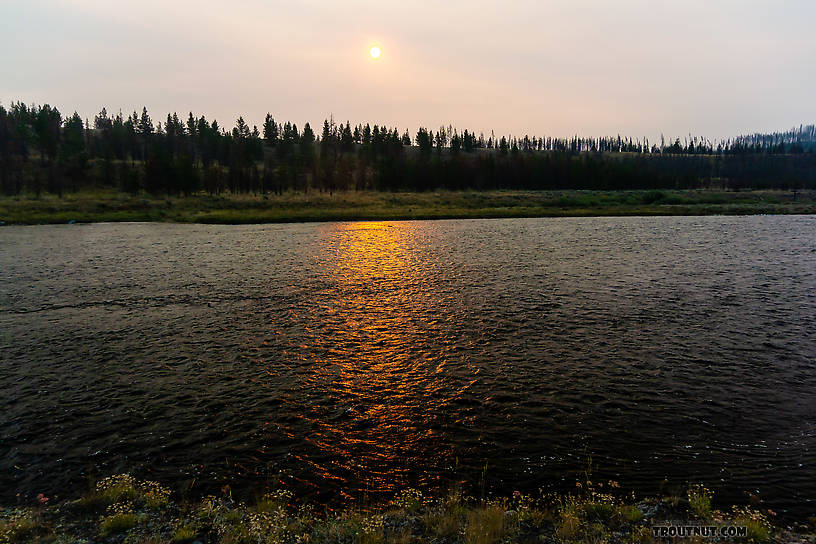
[1,216,815,516]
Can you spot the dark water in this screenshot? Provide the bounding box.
[2,216,815,516]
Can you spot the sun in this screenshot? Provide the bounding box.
[368,45,381,59]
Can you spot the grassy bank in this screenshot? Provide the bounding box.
[1,189,815,225]
[2,475,812,543]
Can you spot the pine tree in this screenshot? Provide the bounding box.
[61,112,88,190]
[263,114,278,147]
[416,127,432,154]
[138,107,154,136]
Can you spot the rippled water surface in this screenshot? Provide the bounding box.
[2,216,815,515]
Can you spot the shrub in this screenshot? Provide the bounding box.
[640,190,667,204]
[392,488,425,513]
[79,473,170,512]
[687,485,713,519]
[732,506,772,544]
[0,510,49,543]
[743,518,771,543]
[255,489,293,513]
[583,501,614,522]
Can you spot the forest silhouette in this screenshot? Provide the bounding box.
[2,102,815,197]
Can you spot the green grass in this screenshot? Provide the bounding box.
[171,524,199,542]
[99,512,138,535]
[463,503,505,544]
[0,188,814,225]
[617,504,643,524]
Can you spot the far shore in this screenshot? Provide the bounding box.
[1,188,814,225]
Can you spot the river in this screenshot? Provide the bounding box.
[1,216,814,515]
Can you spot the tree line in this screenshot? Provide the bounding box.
[1,101,815,196]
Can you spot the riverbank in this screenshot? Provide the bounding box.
[1,189,814,225]
[1,475,813,543]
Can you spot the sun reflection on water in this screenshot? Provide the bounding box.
[274,221,476,501]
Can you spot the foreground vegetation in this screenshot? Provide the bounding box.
[1,189,815,225]
[2,474,813,543]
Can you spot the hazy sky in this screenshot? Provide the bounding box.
[2,0,814,140]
